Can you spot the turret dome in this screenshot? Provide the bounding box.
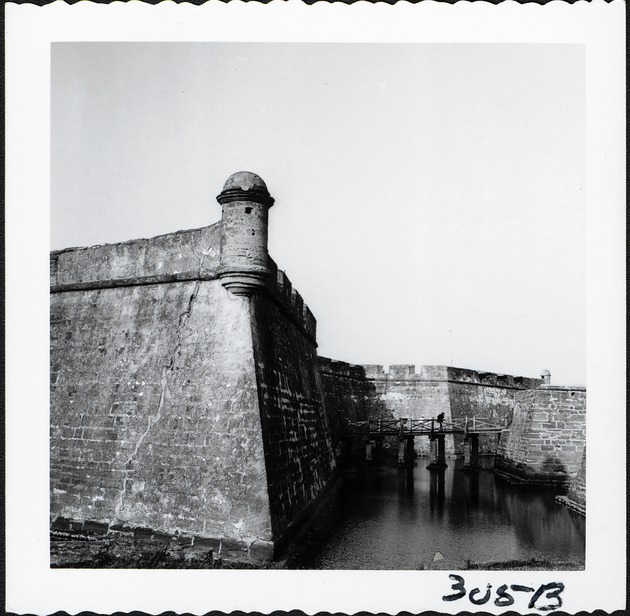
[222,171,268,193]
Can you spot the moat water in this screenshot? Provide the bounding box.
[288,457,585,570]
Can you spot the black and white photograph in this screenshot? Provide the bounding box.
[5,2,625,615]
[48,40,589,572]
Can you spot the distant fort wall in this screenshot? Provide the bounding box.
[317,359,372,460]
[318,361,542,457]
[50,173,336,563]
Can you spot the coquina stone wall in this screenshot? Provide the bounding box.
[50,172,336,565]
[446,367,541,454]
[494,385,586,486]
[360,365,451,456]
[317,358,379,461]
[50,226,275,558]
[250,261,336,546]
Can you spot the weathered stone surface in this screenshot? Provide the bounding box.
[250,293,337,547]
[317,357,371,461]
[217,171,274,295]
[51,278,273,547]
[361,366,451,458]
[51,223,221,289]
[266,258,317,344]
[446,367,540,454]
[495,385,586,486]
[50,192,336,564]
[50,170,339,567]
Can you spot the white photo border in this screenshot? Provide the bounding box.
[5,1,626,614]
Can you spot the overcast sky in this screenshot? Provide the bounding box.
[51,43,585,385]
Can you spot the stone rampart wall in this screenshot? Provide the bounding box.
[495,385,586,486]
[317,358,371,460]
[363,364,539,390]
[50,223,221,290]
[447,369,540,454]
[50,276,273,556]
[250,295,336,545]
[265,257,317,345]
[50,221,336,562]
[366,370,450,456]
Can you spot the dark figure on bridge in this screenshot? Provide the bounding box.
[436,412,445,431]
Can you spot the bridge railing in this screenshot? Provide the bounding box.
[367,416,509,435]
[462,416,510,433]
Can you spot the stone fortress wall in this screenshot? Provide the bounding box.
[249,262,336,544]
[317,358,372,460]
[495,385,587,487]
[50,172,336,563]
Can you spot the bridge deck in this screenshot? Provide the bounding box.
[368,417,508,437]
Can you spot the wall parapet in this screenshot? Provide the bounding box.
[264,257,317,346]
[49,226,318,346]
[538,384,586,392]
[358,364,541,389]
[318,356,367,381]
[50,223,222,292]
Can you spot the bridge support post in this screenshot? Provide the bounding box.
[396,436,415,467]
[463,434,479,470]
[365,441,373,463]
[373,437,384,461]
[427,434,448,470]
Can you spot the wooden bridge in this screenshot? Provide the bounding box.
[365,416,510,470]
[368,416,509,437]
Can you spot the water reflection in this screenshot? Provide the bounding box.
[429,469,446,518]
[290,458,585,570]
